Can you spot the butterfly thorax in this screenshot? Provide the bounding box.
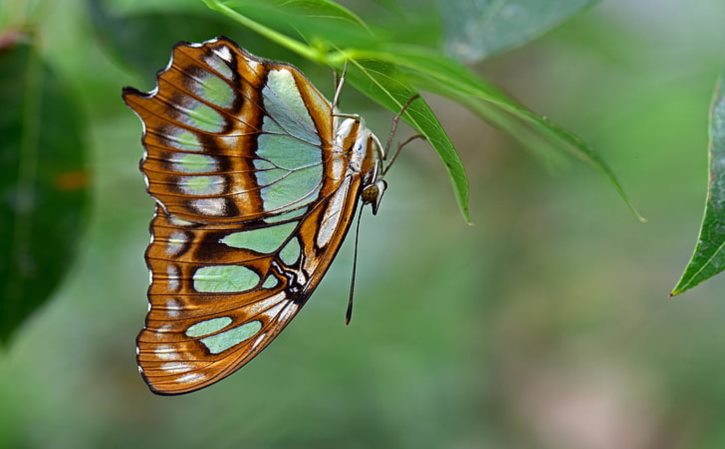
[334,116,387,214]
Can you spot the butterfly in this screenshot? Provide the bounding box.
[123,36,418,395]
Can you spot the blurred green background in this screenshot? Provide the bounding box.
[1,0,725,448]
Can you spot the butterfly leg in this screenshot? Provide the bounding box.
[331,60,348,112]
[383,94,421,156]
[333,112,361,120]
[383,134,425,176]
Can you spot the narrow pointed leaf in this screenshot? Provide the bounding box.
[203,0,636,223]
[346,59,470,222]
[0,38,89,343]
[672,70,725,295]
[352,45,643,220]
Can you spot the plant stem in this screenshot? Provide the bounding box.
[203,0,325,64]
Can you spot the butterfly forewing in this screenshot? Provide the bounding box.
[124,38,337,223]
[124,37,365,394]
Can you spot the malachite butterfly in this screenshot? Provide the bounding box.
[123,36,401,395]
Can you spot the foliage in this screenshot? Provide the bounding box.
[673,69,725,295]
[0,0,660,347]
[202,0,642,223]
[0,34,89,343]
[0,0,724,447]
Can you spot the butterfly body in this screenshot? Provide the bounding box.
[123,37,387,394]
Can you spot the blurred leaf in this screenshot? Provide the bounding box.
[0,36,89,343]
[103,0,207,15]
[205,0,471,221]
[442,0,599,62]
[672,69,725,295]
[88,0,305,81]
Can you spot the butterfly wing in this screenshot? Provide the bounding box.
[123,37,363,394]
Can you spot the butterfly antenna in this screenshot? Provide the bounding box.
[345,204,365,325]
[383,134,425,176]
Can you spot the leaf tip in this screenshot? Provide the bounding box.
[459,203,473,225]
[618,192,646,223]
[670,276,694,297]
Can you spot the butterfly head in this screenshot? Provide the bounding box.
[361,178,387,215]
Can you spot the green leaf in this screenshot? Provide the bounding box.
[672,69,725,296]
[203,0,637,223]
[441,0,600,62]
[208,0,380,54]
[345,60,469,222]
[205,0,471,221]
[0,36,90,343]
[349,45,643,221]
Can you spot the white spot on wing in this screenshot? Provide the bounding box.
[157,324,173,333]
[166,231,187,256]
[167,265,180,291]
[317,177,350,248]
[169,215,195,227]
[246,292,286,317]
[192,198,226,216]
[178,175,225,195]
[161,362,192,373]
[280,302,298,321]
[295,270,307,285]
[214,46,232,63]
[166,298,182,318]
[155,345,179,361]
[176,372,206,384]
[245,57,259,70]
[252,333,266,350]
[262,302,286,321]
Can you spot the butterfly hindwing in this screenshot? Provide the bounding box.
[124,37,365,394]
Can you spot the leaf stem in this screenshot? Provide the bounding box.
[203,0,325,63]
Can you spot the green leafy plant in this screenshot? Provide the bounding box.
[673,68,725,295]
[0,0,644,343]
[0,33,89,343]
[200,0,641,223]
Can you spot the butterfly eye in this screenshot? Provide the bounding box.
[362,179,387,215]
